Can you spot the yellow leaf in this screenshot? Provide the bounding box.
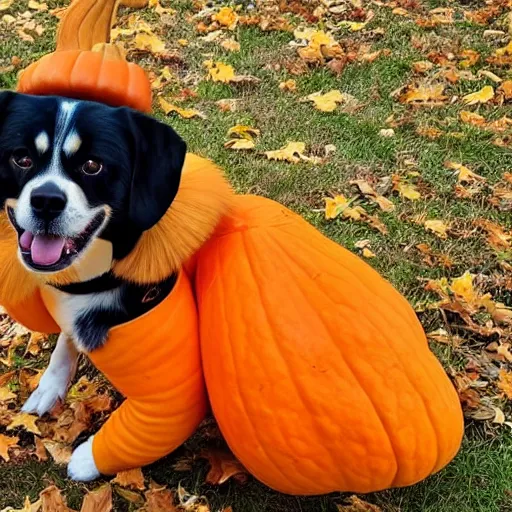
[158,98,206,119]
[305,90,344,112]
[402,84,447,104]
[0,386,16,402]
[0,433,18,462]
[227,125,260,140]
[224,139,255,150]
[212,6,238,29]
[7,413,41,435]
[462,85,494,105]
[450,271,477,304]
[177,39,188,47]
[151,66,174,90]
[445,161,485,183]
[498,369,512,400]
[324,195,359,220]
[205,61,235,83]
[279,79,297,92]
[339,21,367,31]
[478,70,502,83]
[460,110,486,126]
[220,38,240,52]
[265,142,309,164]
[28,0,47,10]
[0,0,12,11]
[412,61,433,73]
[2,13,15,23]
[424,219,449,239]
[362,247,376,258]
[134,33,166,53]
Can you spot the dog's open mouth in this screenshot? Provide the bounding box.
[6,207,106,272]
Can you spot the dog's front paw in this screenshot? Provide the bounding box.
[22,367,70,416]
[67,437,100,482]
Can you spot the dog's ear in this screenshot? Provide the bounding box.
[0,90,16,127]
[0,90,18,208]
[126,110,187,232]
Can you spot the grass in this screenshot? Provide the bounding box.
[1,0,512,510]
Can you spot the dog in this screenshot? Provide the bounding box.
[0,90,189,480]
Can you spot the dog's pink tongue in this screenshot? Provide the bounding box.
[31,234,66,266]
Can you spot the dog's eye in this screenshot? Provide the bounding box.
[10,150,33,170]
[81,160,103,176]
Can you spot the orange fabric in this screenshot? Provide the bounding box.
[3,288,60,334]
[194,195,464,495]
[86,272,206,474]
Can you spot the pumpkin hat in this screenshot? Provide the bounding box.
[0,0,465,495]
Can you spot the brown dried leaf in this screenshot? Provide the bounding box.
[0,433,19,461]
[112,468,145,490]
[337,495,383,511]
[400,84,447,104]
[201,449,249,485]
[79,485,112,512]
[42,440,72,465]
[40,486,75,512]
[142,486,177,511]
[113,488,144,507]
[34,436,48,462]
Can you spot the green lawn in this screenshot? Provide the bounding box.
[1,0,512,510]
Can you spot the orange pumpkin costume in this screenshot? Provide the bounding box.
[0,0,464,494]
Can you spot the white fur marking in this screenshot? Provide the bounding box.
[63,130,82,157]
[22,333,78,416]
[68,436,100,481]
[49,100,78,172]
[34,131,50,155]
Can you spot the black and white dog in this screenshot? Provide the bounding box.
[0,91,187,480]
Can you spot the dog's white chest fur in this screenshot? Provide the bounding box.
[40,239,116,350]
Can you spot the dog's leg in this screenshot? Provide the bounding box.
[68,435,100,481]
[22,333,78,416]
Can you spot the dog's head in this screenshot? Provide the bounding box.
[0,91,186,274]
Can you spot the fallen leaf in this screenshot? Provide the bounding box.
[478,70,502,83]
[204,60,235,83]
[7,413,40,435]
[141,486,177,512]
[424,219,449,239]
[459,49,480,68]
[392,175,421,200]
[134,33,166,53]
[474,219,511,250]
[350,179,395,212]
[216,98,241,112]
[303,90,345,112]
[0,0,13,11]
[114,488,144,507]
[265,142,316,164]
[177,39,188,47]
[0,433,19,461]
[493,407,506,424]
[1,496,42,512]
[412,61,433,73]
[80,485,112,512]
[34,436,48,462]
[220,39,240,52]
[325,195,363,221]
[416,126,442,139]
[112,468,145,490]
[25,332,46,356]
[401,84,447,104]
[460,110,486,126]
[337,495,383,511]
[445,161,485,184]
[462,85,494,105]
[427,328,463,346]
[498,370,512,400]
[201,449,248,485]
[40,486,74,512]
[379,128,395,137]
[28,0,47,11]
[499,80,512,100]
[362,247,376,258]
[41,440,72,465]
[279,79,296,92]
[151,67,174,90]
[0,386,16,402]
[339,21,367,31]
[158,98,206,119]
[212,7,238,29]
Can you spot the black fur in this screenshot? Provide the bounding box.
[55,272,178,351]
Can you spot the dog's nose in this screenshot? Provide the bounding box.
[30,182,68,222]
